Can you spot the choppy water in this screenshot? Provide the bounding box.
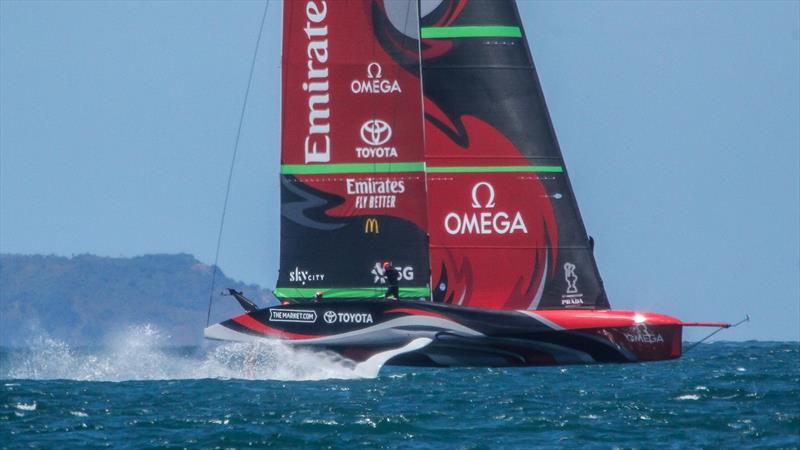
[1,326,798,449]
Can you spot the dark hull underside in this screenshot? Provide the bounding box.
[205,300,684,367]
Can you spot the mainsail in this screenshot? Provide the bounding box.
[276,0,608,310]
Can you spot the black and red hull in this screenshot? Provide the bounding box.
[204,300,686,367]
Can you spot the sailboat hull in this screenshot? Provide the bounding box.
[204,301,683,367]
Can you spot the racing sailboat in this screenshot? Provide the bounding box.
[204,0,728,366]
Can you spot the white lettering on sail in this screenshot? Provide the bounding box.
[288,266,325,285]
[346,178,405,194]
[444,182,528,235]
[303,1,331,163]
[371,262,414,284]
[350,62,402,95]
[346,177,405,209]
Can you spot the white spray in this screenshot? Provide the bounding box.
[2,324,431,382]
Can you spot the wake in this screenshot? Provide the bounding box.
[0,324,428,382]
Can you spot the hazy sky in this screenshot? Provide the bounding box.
[1,1,798,341]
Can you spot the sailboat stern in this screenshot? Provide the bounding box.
[532,309,684,362]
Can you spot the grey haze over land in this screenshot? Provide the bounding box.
[0,254,273,346]
[0,1,798,341]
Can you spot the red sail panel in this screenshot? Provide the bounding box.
[277,1,430,299]
[425,102,558,310]
[281,0,424,167]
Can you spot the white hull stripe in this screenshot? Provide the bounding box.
[527,248,548,310]
[205,323,270,343]
[205,315,484,346]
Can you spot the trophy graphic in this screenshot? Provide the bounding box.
[564,262,578,294]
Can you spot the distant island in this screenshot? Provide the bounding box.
[0,254,275,346]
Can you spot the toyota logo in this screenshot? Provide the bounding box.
[323,311,337,324]
[360,119,392,146]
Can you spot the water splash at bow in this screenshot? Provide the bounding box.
[1,324,421,382]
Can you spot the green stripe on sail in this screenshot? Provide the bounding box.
[281,162,425,175]
[420,25,522,39]
[427,165,563,173]
[273,287,431,299]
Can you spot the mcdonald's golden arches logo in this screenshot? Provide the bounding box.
[364,218,380,234]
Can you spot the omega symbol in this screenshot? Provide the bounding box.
[471,182,496,209]
[367,62,382,79]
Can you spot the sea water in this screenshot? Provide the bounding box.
[1,326,797,449]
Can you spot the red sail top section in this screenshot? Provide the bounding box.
[281,0,424,166]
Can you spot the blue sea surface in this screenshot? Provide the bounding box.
[1,334,798,449]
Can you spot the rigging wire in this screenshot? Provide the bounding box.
[206,0,270,327]
[683,315,750,354]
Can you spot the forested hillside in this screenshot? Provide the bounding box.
[0,254,274,346]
